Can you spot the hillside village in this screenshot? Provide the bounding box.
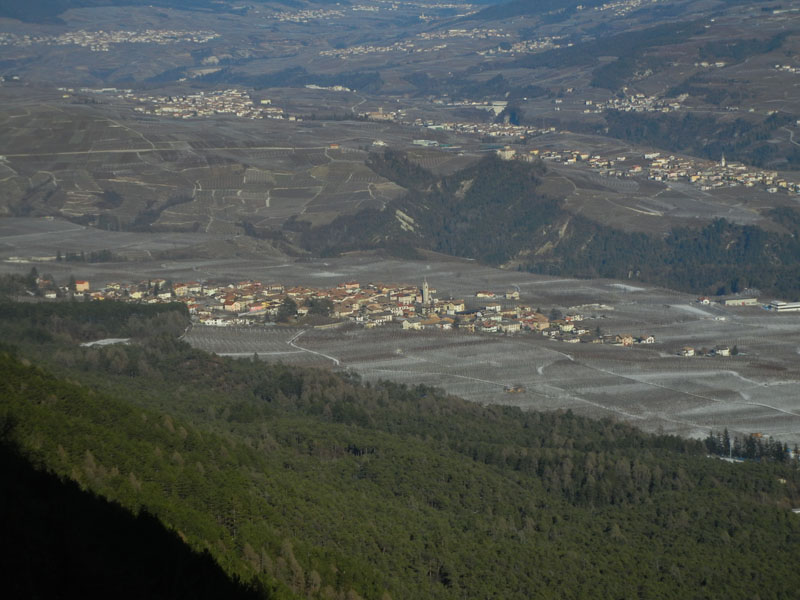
[513,147,799,195]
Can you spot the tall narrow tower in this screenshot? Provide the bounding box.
[422,278,430,305]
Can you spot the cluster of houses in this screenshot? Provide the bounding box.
[698,295,759,307]
[129,89,288,120]
[0,29,217,52]
[679,345,735,357]
[479,35,566,56]
[47,276,666,348]
[774,64,800,75]
[590,93,687,114]
[271,8,345,23]
[320,39,447,59]
[506,145,799,195]
[646,154,797,194]
[406,118,558,142]
[322,26,510,59]
[35,276,90,298]
[594,0,657,17]
[355,96,558,141]
[34,272,771,359]
[418,28,509,41]
[551,92,685,114]
[90,278,462,328]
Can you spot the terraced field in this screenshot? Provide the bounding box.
[0,100,405,230]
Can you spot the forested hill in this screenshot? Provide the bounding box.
[288,150,800,299]
[0,431,266,600]
[3,300,800,598]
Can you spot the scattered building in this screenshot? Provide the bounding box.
[721,297,759,307]
[504,384,526,393]
[767,300,800,312]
